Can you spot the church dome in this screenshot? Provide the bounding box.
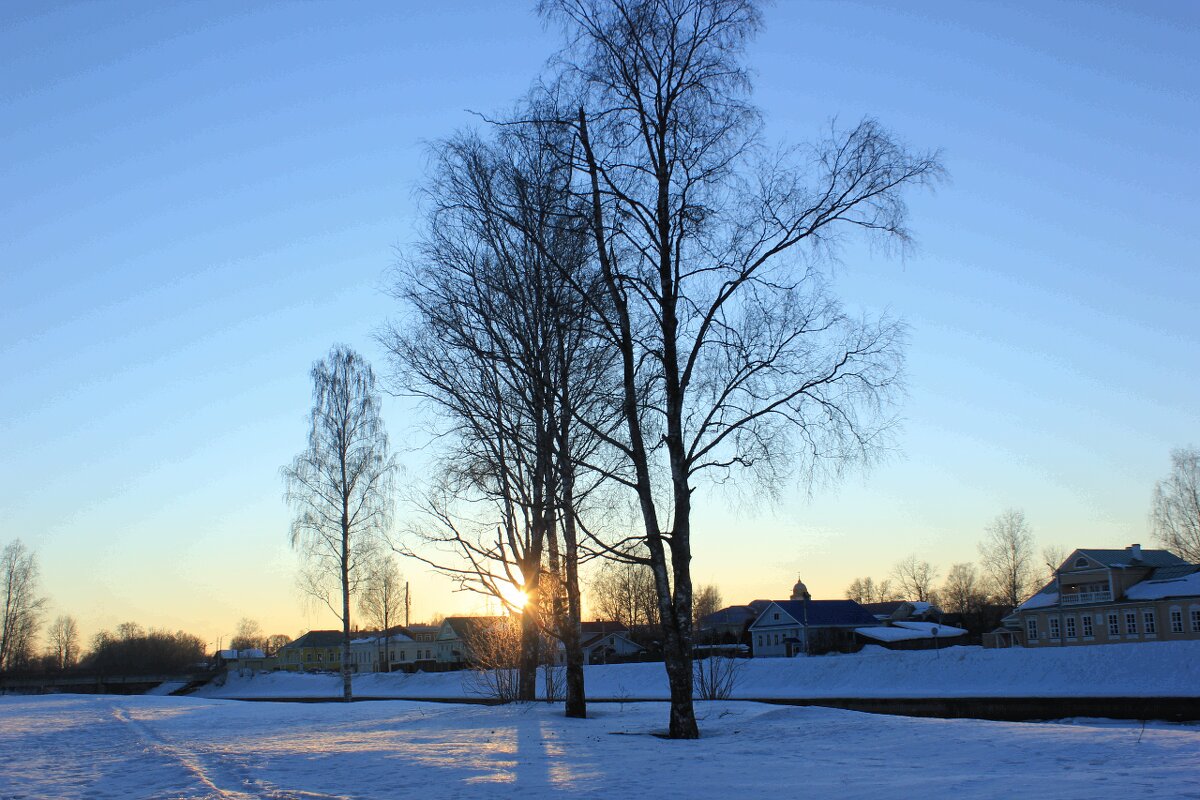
[790,575,810,601]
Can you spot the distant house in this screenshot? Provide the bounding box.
[349,629,435,673]
[276,630,345,672]
[435,616,509,668]
[554,621,645,665]
[1004,544,1200,648]
[216,648,271,672]
[748,578,878,656]
[698,601,772,643]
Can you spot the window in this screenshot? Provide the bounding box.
[1192,609,1200,633]
[1170,609,1183,634]
[757,634,763,647]
[1108,613,1119,637]
[773,613,780,620]
[1074,557,1089,568]
[1026,618,1038,641]
[1081,615,1093,637]
[1065,617,1076,638]
[1049,617,1061,639]
[1143,610,1156,635]
[1125,611,1138,635]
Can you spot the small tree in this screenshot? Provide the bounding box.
[358,555,406,672]
[692,584,724,630]
[264,634,291,657]
[1151,447,1200,562]
[1041,545,1067,581]
[941,563,986,616]
[461,616,523,703]
[891,556,939,603]
[46,614,79,671]
[0,540,46,672]
[229,618,266,653]
[588,557,659,627]
[979,509,1036,607]
[283,345,396,701]
[845,576,898,605]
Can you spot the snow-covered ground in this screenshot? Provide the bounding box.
[197,641,1200,701]
[1,694,1197,799]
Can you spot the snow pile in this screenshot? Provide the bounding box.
[195,640,1200,701]
[144,682,187,696]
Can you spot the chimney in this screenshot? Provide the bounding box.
[1128,543,1142,561]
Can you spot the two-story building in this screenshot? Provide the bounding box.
[1008,544,1200,647]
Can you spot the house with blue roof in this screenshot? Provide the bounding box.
[748,577,879,657]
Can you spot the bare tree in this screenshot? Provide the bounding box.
[229,618,266,653]
[1041,544,1067,581]
[0,540,46,672]
[941,563,986,616]
[384,123,613,716]
[692,584,724,629]
[845,576,898,604]
[1151,447,1200,562]
[588,557,659,627]
[891,556,939,604]
[264,634,291,657]
[283,345,396,701]
[359,554,406,671]
[979,509,1036,607]
[538,0,941,738]
[46,614,79,671]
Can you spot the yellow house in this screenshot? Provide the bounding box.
[276,630,346,671]
[1008,545,1200,647]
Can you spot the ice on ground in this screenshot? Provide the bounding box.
[1,695,1197,800]
[196,640,1200,701]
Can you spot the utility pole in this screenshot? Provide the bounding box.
[405,581,410,627]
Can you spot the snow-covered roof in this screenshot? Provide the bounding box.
[855,622,966,643]
[1125,570,1200,601]
[219,648,266,659]
[893,621,967,637]
[1016,583,1059,612]
[855,626,928,642]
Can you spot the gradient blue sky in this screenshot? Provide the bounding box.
[2,1,1197,647]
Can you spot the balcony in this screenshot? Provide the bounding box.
[1060,590,1112,606]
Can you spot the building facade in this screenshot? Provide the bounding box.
[1009,545,1200,647]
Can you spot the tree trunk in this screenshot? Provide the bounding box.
[341,520,353,702]
[518,602,539,701]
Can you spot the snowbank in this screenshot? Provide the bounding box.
[194,640,1200,701]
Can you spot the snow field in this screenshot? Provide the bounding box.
[1,695,1197,799]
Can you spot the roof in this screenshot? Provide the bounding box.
[855,622,967,643]
[441,616,508,639]
[699,605,759,628]
[752,600,879,628]
[1074,548,1188,568]
[1125,568,1200,601]
[860,601,907,616]
[1015,582,1059,612]
[281,630,344,649]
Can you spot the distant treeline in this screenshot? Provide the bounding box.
[82,624,207,674]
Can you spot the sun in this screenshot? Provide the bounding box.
[498,582,528,611]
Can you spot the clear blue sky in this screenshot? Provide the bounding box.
[2,1,1197,646]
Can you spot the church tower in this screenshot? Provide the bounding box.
[790,575,811,602]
